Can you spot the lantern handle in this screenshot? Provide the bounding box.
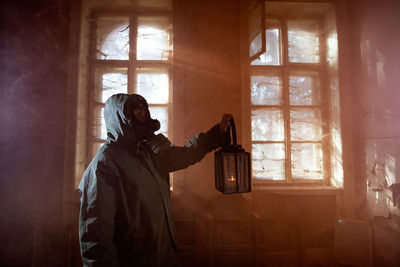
[229,117,237,146]
[221,117,244,152]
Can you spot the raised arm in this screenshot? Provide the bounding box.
[148,115,232,173]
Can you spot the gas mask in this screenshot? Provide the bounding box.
[128,95,160,141]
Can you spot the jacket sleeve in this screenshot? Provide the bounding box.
[148,124,227,172]
[78,160,119,267]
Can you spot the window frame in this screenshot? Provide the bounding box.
[249,13,332,186]
[84,8,173,172]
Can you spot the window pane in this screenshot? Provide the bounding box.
[99,70,128,103]
[289,72,320,105]
[250,32,263,59]
[292,143,323,179]
[91,142,105,159]
[96,17,129,60]
[137,16,170,60]
[100,107,107,140]
[149,106,168,137]
[251,75,282,105]
[288,20,319,63]
[136,70,169,104]
[290,108,323,141]
[252,108,284,141]
[252,143,285,180]
[251,20,280,65]
[92,106,106,140]
[249,1,263,58]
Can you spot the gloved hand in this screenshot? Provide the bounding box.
[219,114,233,133]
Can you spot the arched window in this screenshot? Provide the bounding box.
[75,7,172,187]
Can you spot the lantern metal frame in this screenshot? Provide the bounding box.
[214,118,251,194]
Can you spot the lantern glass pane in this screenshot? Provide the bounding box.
[217,152,250,194]
[252,143,285,180]
[291,143,323,179]
[237,153,250,192]
[222,154,238,193]
[252,108,284,141]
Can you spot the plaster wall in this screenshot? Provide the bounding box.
[0,0,71,264]
[347,0,400,264]
[352,0,400,219]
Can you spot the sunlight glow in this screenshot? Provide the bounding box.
[137,26,169,60]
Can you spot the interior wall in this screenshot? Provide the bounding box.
[171,0,242,204]
[0,0,71,265]
[350,0,400,219]
[347,0,400,264]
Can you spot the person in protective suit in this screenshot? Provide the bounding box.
[78,93,231,266]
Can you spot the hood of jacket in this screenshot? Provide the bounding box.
[104,93,160,146]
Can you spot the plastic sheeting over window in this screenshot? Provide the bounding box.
[290,108,323,141]
[291,143,323,180]
[251,108,284,141]
[101,71,128,103]
[149,106,168,137]
[249,0,265,60]
[96,17,129,60]
[136,68,170,136]
[288,20,320,63]
[252,143,285,180]
[136,70,169,104]
[137,16,171,60]
[251,75,282,105]
[289,72,321,105]
[366,139,400,217]
[251,20,280,66]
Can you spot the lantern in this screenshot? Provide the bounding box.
[215,118,251,194]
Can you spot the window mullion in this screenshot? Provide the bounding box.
[319,19,331,183]
[129,14,137,94]
[168,65,173,141]
[281,18,288,66]
[283,69,292,183]
[86,15,98,166]
[281,19,292,183]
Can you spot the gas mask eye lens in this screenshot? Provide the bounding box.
[133,108,147,122]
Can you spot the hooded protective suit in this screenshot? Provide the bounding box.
[78,94,225,267]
